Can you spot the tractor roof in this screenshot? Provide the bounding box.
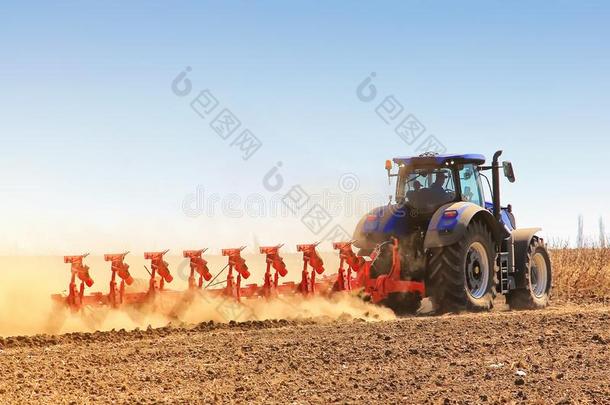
[393,153,486,166]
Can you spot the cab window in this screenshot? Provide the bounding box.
[459,164,483,206]
[397,166,456,212]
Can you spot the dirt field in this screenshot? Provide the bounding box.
[1,301,609,404]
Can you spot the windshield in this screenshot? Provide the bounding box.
[395,166,456,212]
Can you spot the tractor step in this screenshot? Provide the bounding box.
[498,236,515,294]
[498,252,510,293]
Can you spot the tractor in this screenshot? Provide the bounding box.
[353,151,552,314]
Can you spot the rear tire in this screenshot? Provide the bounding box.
[427,221,497,313]
[506,238,552,310]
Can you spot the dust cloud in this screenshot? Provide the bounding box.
[0,255,394,337]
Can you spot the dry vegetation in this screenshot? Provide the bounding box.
[550,245,610,302]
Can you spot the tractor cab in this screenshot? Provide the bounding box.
[390,153,487,215]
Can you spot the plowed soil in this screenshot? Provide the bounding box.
[1,302,609,404]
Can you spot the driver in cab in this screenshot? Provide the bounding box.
[430,172,452,204]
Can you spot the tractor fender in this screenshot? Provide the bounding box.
[352,204,409,251]
[511,227,542,288]
[423,201,506,249]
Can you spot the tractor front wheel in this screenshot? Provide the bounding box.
[427,221,497,313]
[506,238,552,310]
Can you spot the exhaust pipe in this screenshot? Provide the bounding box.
[492,150,502,220]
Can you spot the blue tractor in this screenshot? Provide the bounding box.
[353,151,552,314]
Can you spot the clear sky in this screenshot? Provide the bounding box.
[1,1,608,254]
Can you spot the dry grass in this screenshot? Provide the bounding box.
[550,245,610,302]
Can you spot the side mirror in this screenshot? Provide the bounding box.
[503,161,515,183]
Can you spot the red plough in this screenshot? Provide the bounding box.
[183,249,212,290]
[144,250,173,297]
[219,247,255,300]
[52,254,102,310]
[259,245,290,297]
[332,241,364,292]
[52,239,426,314]
[104,252,134,307]
[360,238,425,304]
[296,243,326,294]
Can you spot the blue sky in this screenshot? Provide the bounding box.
[1,1,609,254]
